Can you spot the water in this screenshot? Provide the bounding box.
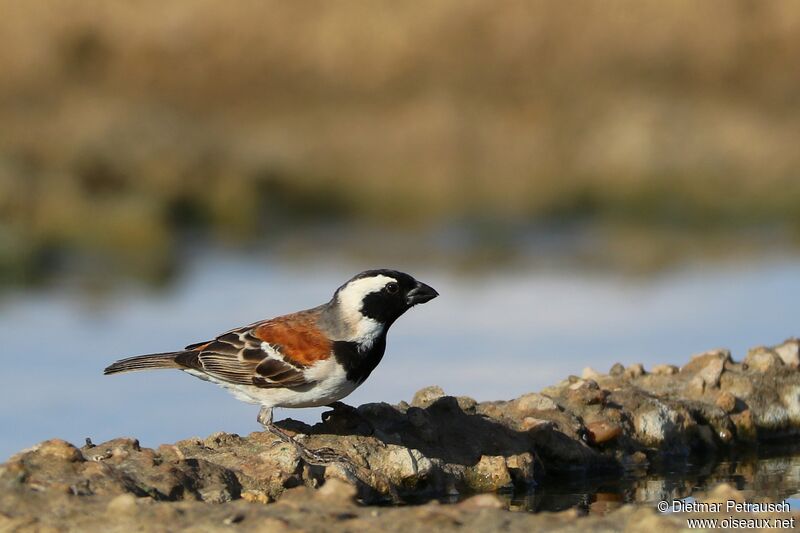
[501,445,800,514]
[1,251,799,467]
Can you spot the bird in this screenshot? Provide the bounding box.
[104,269,438,464]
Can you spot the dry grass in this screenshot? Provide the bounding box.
[1,1,800,281]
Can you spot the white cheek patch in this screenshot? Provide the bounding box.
[336,274,395,345]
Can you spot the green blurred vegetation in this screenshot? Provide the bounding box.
[2,0,800,286]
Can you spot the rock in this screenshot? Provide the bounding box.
[730,409,757,442]
[36,440,84,462]
[624,363,645,379]
[464,455,513,492]
[744,346,784,373]
[715,391,737,413]
[633,403,681,447]
[510,392,558,414]
[3,339,800,531]
[519,417,555,431]
[411,386,446,408]
[585,421,622,445]
[505,453,536,485]
[682,350,727,389]
[651,364,679,376]
[783,385,800,423]
[455,396,478,413]
[609,363,625,376]
[375,446,433,486]
[582,367,603,379]
[774,338,800,369]
[566,379,607,405]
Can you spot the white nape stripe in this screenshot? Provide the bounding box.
[336,274,394,346]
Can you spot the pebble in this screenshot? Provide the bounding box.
[411,386,446,408]
[37,440,84,463]
[651,364,678,376]
[512,393,558,413]
[774,338,800,369]
[609,363,625,376]
[624,363,645,379]
[715,391,737,413]
[585,421,622,445]
[582,367,603,379]
[744,347,784,373]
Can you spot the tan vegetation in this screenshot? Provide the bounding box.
[1,1,800,282]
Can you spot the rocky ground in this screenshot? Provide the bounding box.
[1,339,799,531]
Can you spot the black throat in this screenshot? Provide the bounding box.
[332,336,387,385]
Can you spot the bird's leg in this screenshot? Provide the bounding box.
[257,406,350,466]
[257,406,274,427]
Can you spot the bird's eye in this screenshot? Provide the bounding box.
[386,282,399,294]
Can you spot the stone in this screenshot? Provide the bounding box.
[520,417,555,431]
[36,440,84,462]
[582,367,603,379]
[715,391,737,413]
[624,363,645,379]
[511,393,558,413]
[585,421,622,445]
[376,446,433,485]
[774,338,800,369]
[684,353,725,389]
[3,339,800,530]
[633,403,681,447]
[411,386,446,408]
[744,346,784,373]
[681,349,731,386]
[504,453,536,485]
[609,363,625,376]
[651,364,678,376]
[464,455,513,492]
[730,409,757,442]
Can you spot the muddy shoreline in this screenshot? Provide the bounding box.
[2,339,799,530]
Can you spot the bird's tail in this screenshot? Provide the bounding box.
[103,352,184,375]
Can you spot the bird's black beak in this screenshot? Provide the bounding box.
[406,281,439,306]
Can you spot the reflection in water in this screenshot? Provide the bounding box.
[497,446,800,514]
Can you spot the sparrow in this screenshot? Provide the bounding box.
[104,269,438,463]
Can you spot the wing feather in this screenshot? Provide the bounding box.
[175,309,331,390]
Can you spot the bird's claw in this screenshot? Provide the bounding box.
[299,446,351,466]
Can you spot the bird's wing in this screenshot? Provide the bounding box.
[176,309,332,389]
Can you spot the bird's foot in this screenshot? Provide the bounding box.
[265,423,351,466]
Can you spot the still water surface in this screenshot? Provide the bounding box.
[500,445,800,513]
[2,252,799,508]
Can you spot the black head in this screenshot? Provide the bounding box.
[334,269,439,326]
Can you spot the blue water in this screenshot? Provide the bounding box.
[1,252,799,460]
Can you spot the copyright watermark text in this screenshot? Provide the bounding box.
[657,499,796,529]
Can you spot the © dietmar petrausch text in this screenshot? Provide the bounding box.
[658,499,796,529]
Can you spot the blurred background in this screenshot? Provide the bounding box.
[1,0,799,459]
